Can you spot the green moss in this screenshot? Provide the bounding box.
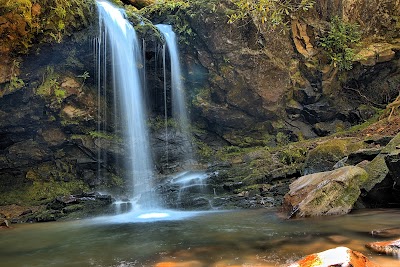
[223,131,275,148]
[3,76,25,96]
[310,139,349,158]
[35,66,70,104]
[0,59,25,97]
[1,0,94,54]
[228,0,315,32]
[0,180,89,206]
[148,116,178,131]
[276,132,290,146]
[62,204,84,213]
[110,174,124,187]
[89,131,116,140]
[139,0,194,44]
[139,0,222,45]
[279,146,307,165]
[195,140,214,161]
[345,110,382,133]
[192,87,211,108]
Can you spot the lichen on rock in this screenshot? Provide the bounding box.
[283,166,368,218]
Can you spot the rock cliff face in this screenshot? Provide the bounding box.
[0,0,400,209]
[165,0,400,145]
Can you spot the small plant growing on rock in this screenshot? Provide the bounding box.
[317,16,361,71]
[228,0,315,32]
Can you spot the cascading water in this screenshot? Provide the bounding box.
[93,1,211,221]
[156,24,194,164]
[96,1,158,210]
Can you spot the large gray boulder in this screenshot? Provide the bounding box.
[283,166,368,218]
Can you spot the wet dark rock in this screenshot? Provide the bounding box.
[222,182,243,192]
[313,120,350,136]
[39,128,66,147]
[56,195,79,205]
[293,86,321,105]
[186,197,211,209]
[152,128,195,173]
[62,204,84,214]
[286,100,303,115]
[384,150,400,183]
[284,120,318,139]
[364,136,393,147]
[347,148,382,165]
[360,133,400,207]
[35,210,62,222]
[356,105,377,122]
[6,139,51,168]
[95,194,112,203]
[303,99,338,124]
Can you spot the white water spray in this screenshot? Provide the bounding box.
[156,24,194,164]
[97,1,158,209]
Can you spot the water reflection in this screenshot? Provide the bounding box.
[1,209,399,266]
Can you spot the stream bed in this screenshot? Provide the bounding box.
[1,208,400,266]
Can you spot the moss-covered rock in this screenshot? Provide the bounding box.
[362,133,400,190]
[283,166,368,218]
[304,138,364,174]
[359,133,400,207]
[0,0,94,56]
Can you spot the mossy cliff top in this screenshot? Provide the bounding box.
[0,0,95,86]
[0,0,95,55]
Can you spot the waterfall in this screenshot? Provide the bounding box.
[156,24,194,165]
[96,1,158,209]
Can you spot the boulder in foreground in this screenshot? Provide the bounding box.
[366,239,400,257]
[283,166,367,218]
[288,246,380,267]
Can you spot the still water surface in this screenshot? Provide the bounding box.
[1,209,400,266]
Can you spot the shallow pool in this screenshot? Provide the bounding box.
[1,209,399,266]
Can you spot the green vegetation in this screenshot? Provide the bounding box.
[318,16,361,71]
[88,131,120,141]
[139,0,220,45]
[139,0,194,45]
[1,59,24,96]
[148,116,178,131]
[0,0,94,54]
[276,132,289,146]
[0,180,89,205]
[278,146,307,165]
[36,66,67,103]
[7,76,25,91]
[228,0,315,32]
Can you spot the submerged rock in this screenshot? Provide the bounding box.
[283,166,367,218]
[288,246,380,267]
[366,239,400,257]
[155,261,203,267]
[371,227,400,238]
